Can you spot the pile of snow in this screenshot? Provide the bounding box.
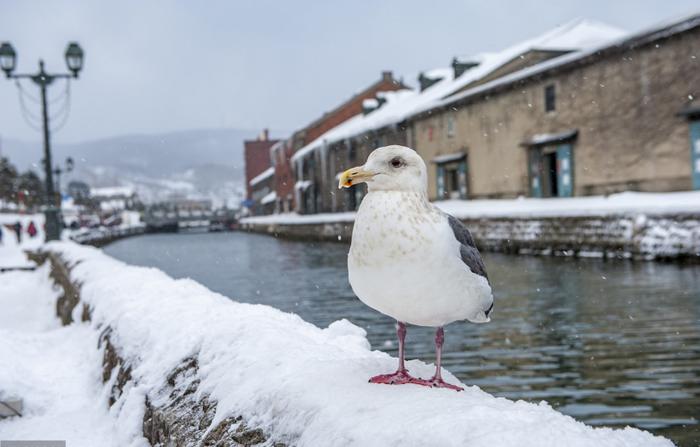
[0,255,121,445]
[2,241,666,446]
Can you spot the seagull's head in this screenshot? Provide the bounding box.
[338,145,427,193]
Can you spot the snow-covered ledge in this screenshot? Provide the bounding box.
[40,242,671,446]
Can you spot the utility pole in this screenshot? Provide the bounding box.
[0,42,84,241]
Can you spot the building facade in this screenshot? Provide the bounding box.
[412,15,700,200]
[249,167,275,215]
[253,14,700,217]
[243,129,278,201]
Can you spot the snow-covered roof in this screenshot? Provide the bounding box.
[249,167,274,186]
[294,180,312,191]
[409,18,625,117]
[432,152,467,164]
[422,67,452,80]
[523,129,578,147]
[261,191,277,205]
[362,98,379,109]
[269,140,285,158]
[290,19,625,164]
[90,186,136,198]
[291,89,417,163]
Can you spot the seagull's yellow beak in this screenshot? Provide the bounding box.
[338,166,375,189]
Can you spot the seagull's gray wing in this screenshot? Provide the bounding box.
[447,215,489,282]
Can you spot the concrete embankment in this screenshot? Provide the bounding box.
[69,226,146,247]
[240,212,700,261]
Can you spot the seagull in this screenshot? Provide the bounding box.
[338,145,493,391]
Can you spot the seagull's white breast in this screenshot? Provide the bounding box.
[348,191,492,327]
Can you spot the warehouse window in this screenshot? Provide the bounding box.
[544,84,556,112]
[447,114,455,138]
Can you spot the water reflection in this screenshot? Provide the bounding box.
[105,231,700,446]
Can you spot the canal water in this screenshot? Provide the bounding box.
[104,231,700,446]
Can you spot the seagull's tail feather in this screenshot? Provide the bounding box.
[467,299,494,324]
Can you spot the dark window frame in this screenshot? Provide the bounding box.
[544,84,556,112]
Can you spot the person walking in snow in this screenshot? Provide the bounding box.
[13,221,22,244]
[27,221,37,238]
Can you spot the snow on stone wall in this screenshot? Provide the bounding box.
[34,242,673,446]
[240,192,700,260]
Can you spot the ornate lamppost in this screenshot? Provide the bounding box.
[53,156,74,199]
[0,42,84,241]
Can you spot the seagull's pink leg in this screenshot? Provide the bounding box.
[369,322,424,385]
[424,327,463,391]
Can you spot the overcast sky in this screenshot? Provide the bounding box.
[0,0,697,144]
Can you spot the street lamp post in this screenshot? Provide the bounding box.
[0,42,84,241]
[53,156,74,198]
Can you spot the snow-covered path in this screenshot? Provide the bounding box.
[0,263,124,446]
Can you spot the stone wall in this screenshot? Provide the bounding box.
[33,251,283,447]
[240,213,700,261]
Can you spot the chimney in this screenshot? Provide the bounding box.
[259,128,269,141]
[418,72,442,92]
[381,71,392,82]
[451,57,479,78]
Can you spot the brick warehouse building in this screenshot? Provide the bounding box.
[411,14,700,200]
[243,129,278,201]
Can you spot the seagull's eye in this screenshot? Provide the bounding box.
[390,157,404,168]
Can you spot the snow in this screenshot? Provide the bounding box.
[241,211,356,225]
[524,129,579,146]
[0,265,59,332]
[295,180,313,191]
[422,67,453,80]
[241,191,700,225]
[22,241,668,446]
[90,186,136,198]
[261,190,277,205]
[362,97,379,108]
[436,191,700,219]
[0,252,124,446]
[0,213,45,258]
[432,152,467,164]
[249,166,274,186]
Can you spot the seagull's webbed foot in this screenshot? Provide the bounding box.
[422,376,464,391]
[369,369,424,386]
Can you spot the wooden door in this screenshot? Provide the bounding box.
[528,148,542,198]
[690,120,700,190]
[556,143,573,197]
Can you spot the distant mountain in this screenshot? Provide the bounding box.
[0,128,281,206]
